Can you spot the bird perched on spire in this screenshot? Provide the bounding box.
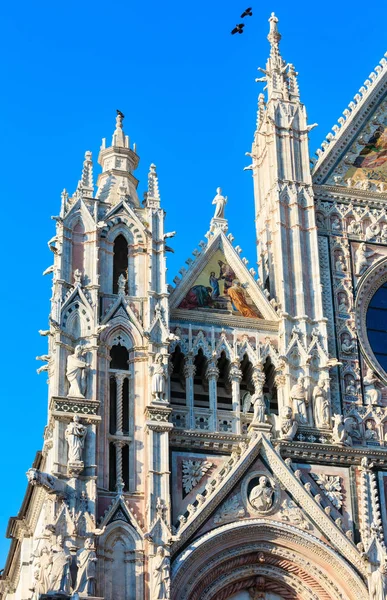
[231,23,245,35]
[116,109,125,119]
[241,7,253,18]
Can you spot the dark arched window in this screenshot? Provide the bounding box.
[113,234,128,294]
[72,222,85,277]
[110,344,129,370]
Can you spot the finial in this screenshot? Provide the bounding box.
[113,110,125,147]
[268,12,281,47]
[146,163,160,205]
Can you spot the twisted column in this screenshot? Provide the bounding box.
[115,373,125,435]
[115,440,125,493]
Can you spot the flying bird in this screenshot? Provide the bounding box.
[241,7,253,17]
[231,23,245,35]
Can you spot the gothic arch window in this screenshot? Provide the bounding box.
[72,222,85,278]
[110,344,129,370]
[193,349,209,408]
[170,345,186,406]
[113,234,128,294]
[217,351,232,411]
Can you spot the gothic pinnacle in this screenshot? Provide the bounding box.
[268,12,281,50]
[113,109,126,147]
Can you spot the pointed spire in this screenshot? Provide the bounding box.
[112,110,126,148]
[145,163,160,207]
[256,13,300,103]
[76,151,94,198]
[60,188,69,218]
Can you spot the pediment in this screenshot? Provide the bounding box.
[312,55,387,189]
[171,433,366,577]
[102,296,143,333]
[169,231,278,322]
[63,197,96,230]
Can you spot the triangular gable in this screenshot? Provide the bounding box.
[312,53,387,188]
[101,200,148,244]
[63,197,96,230]
[102,296,143,334]
[169,231,278,322]
[171,433,366,577]
[98,494,143,536]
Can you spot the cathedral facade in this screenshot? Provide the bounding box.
[2,13,387,600]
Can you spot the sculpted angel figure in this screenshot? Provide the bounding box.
[249,476,274,512]
[73,538,97,596]
[47,536,72,595]
[65,415,87,463]
[33,546,51,596]
[151,354,168,402]
[313,377,330,427]
[66,345,90,398]
[153,546,170,600]
[290,376,307,424]
[212,187,227,220]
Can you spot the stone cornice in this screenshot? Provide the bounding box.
[171,310,278,332]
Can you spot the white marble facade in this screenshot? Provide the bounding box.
[3,13,387,600]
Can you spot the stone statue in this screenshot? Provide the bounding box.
[118,273,127,296]
[278,405,298,441]
[364,367,382,405]
[313,377,330,427]
[74,537,97,596]
[381,224,387,241]
[153,546,170,600]
[290,376,307,424]
[151,354,168,402]
[331,216,342,231]
[338,294,348,314]
[250,371,266,423]
[74,268,82,285]
[212,187,227,220]
[66,345,90,398]
[332,414,353,446]
[249,476,274,512]
[364,420,379,441]
[369,561,387,600]
[355,243,374,276]
[335,255,346,273]
[348,220,362,235]
[345,377,357,396]
[65,415,87,463]
[340,333,355,354]
[47,535,72,595]
[34,546,51,596]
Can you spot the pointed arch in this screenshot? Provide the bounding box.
[98,521,144,600]
[72,220,85,277]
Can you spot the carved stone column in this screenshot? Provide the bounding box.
[145,405,173,525]
[184,356,196,429]
[115,372,125,436]
[114,440,125,492]
[206,359,219,432]
[229,361,242,434]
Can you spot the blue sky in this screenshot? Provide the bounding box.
[1,0,386,566]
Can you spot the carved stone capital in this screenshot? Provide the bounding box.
[206,362,219,381]
[229,362,242,383]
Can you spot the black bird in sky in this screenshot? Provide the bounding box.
[231,23,245,35]
[116,109,125,119]
[241,7,253,17]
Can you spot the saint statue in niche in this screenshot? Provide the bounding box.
[66,344,90,398]
[151,354,168,402]
[47,536,72,595]
[65,415,87,463]
[313,377,330,427]
[249,476,274,512]
[73,538,97,596]
[290,376,308,424]
[153,546,170,600]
